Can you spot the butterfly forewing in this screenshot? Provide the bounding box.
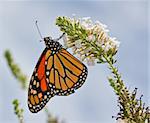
[28,48,55,113]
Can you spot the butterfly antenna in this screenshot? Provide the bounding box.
[56,33,65,41]
[35,20,43,40]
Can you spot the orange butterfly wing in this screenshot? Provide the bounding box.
[28,48,55,113]
[28,46,88,113]
[45,48,88,96]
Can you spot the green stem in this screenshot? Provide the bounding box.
[103,54,121,81]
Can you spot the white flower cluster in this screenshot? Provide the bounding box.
[63,16,120,66]
[81,17,120,52]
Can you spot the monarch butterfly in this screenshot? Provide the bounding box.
[28,30,88,113]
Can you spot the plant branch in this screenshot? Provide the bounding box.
[12,99,24,123]
[4,50,27,89]
[56,16,150,123]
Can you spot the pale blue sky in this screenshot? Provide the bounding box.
[0,1,149,123]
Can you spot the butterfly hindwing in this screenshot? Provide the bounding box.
[28,48,55,113]
[45,48,88,96]
[60,49,88,90]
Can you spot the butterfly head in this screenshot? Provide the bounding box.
[43,37,52,44]
[44,37,62,53]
